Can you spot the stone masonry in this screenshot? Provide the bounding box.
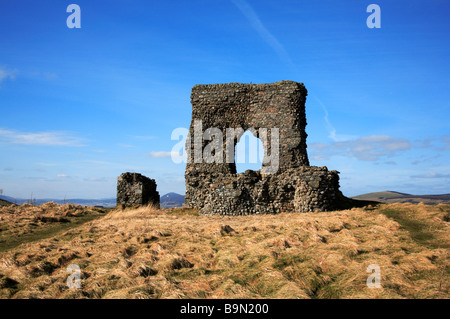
[185,81,345,215]
[117,172,160,207]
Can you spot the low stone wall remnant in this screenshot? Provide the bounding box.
[117,172,160,207]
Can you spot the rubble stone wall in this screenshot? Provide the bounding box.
[185,81,344,215]
[117,172,160,207]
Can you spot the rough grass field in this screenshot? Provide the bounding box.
[0,202,448,299]
[0,203,107,252]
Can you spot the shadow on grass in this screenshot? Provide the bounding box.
[336,193,381,210]
[0,213,104,252]
[379,207,447,249]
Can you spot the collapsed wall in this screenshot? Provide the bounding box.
[185,81,344,215]
[117,172,160,207]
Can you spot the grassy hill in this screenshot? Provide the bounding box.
[0,202,448,299]
[353,191,450,205]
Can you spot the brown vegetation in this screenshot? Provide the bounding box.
[0,199,13,208]
[0,202,448,299]
[0,203,106,252]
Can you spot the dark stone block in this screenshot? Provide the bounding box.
[117,172,160,208]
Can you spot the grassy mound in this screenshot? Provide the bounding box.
[0,203,448,299]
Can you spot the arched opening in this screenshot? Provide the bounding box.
[235,130,264,174]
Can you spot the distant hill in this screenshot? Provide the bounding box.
[0,195,18,204]
[352,191,450,205]
[0,193,185,209]
[0,195,116,208]
[160,192,185,209]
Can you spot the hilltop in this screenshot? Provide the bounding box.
[353,191,450,205]
[160,193,185,209]
[0,202,448,299]
[0,198,13,208]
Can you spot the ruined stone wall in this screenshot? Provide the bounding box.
[185,81,343,215]
[189,167,340,215]
[117,172,160,207]
[186,81,309,175]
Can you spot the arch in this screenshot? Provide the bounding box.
[184,81,342,215]
[235,129,264,173]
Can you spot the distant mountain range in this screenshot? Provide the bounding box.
[0,195,117,207]
[2,191,448,208]
[352,191,450,205]
[0,193,186,208]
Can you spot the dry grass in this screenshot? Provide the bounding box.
[0,203,107,252]
[0,202,448,299]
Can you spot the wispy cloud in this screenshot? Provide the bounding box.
[439,137,450,150]
[84,177,108,182]
[310,135,412,161]
[0,67,18,84]
[145,151,175,158]
[0,128,85,146]
[25,174,72,182]
[314,95,358,142]
[144,151,186,164]
[231,0,293,65]
[412,172,450,179]
[414,136,450,151]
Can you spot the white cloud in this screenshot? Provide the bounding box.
[310,135,412,161]
[145,151,186,163]
[0,128,85,146]
[145,151,175,158]
[231,0,293,65]
[0,67,18,84]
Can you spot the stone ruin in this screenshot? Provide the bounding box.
[184,81,345,215]
[117,172,160,207]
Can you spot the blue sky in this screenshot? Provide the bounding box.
[0,0,449,199]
